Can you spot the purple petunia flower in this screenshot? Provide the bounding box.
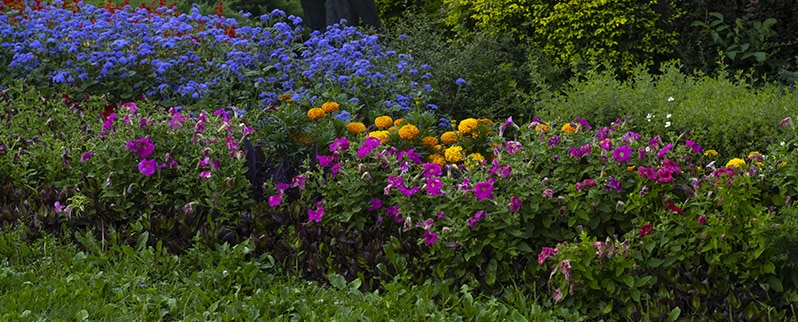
[368,198,383,211]
[612,145,632,163]
[358,137,381,158]
[126,137,155,159]
[138,159,157,176]
[308,201,324,222]
[604,176,623,193]
[473,180,495,200]
[199,170,212,179]
[424,230,438,246]
[317,155,335,167]
[685,140,702,154]
[268,193,283,207]
[548,135,560,147]
[422,163,442,178]
[329,136,350,152]
[657,143,673,158]
[599,139,613,151]
[509,196,522,212]
[80,152,93,162]
[426,177,444,196]
[291,176,306,190]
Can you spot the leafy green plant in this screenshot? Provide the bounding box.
[692,12,779,65]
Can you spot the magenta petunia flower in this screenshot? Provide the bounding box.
[685,140,702,153]
[538,247,558,265]
[426,177,444,196]
[317,155,335,167]
[424,230,438,246]
[329,136,350,152]
[138,159,157,176]
[575,118,592,130]
[54,201,65,213]
[657,143,673,158]
[308,201,324,222]
[473,180,494,200]
[637,166,657,181]
[331,163,342,178]
[291,176,306,190]
[357,137,381,158]
[385,205,402,222]
[169,113,185,130]
[543,188,554,200]
[368,198,383,211]
[422,163,442,178]
[268,193,283,207]
[505,141,522,155]
[612,145,632,163]
[576,179,596,192]
[698,215,708,225]
[599,139,613,151]
[126,137,155,159]
[509,196,522,212]
[638,147,647,160]
[398,185,421,197]
[226,136,238,152]
[199,170,212,179]
[122,102,138,113]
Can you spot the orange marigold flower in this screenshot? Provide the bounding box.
[458,118,479,135]
[321,101,339,113]
[368,130,390,144]
[398,124,420,140]
[440,131,458,145]
[394,118,405,127]
[428,154,446,166]
[346,122,366,135]
[561,122,577,133]
[374,116,393,129]
[307,108,325,120]
[535,123,550,133]
[422,136,439,147]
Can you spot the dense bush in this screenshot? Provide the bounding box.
[441,0,679,75]
[537,63,798,158]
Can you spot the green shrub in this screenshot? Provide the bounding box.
[537,63,798,158]
[442,0,679,75]
[384,11,549,120]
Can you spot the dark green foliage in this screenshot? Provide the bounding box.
[384,11,553,121]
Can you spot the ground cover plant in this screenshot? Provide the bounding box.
[2,0,798,320]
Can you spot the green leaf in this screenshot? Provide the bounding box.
[665,307,681,322]
[622,275,634,288]
[631,289,641,302]
[328,273,347,290]
[768,275,784,292]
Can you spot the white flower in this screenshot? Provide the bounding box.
[646,113,653,122]
[781,141,786,146]
[665,121,672,128]
[666,114,672,119]
[668,97,675,102]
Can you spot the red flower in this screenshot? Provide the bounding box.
[664,203,684,215]
[639,223,653,237]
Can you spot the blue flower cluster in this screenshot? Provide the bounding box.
[0,2,435,114]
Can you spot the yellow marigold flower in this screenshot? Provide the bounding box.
[748,151,762,159]
[398,124,420,140]
[561,122,577,133]
[465,153,485,168]
[368,130,390,144]
[321,101,339,113]
[346,122,366,135]
[422,136,439,148]
[278,93,293,102]
[428,154,446,166]
[307,108,325,120]
[440,131,458,145]
[780,161,788,167]
[458,118,479,135]
[726,158,746,168]
[704,149,718,157]
[535,123,550,133]
[374,116,393,129]
[478,118,493,126]
[432,144,443,153]
[627,165,636,172]
[394,118,405,127]
[444,146,464,163]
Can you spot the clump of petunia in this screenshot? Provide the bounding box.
[261,111,795,316]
